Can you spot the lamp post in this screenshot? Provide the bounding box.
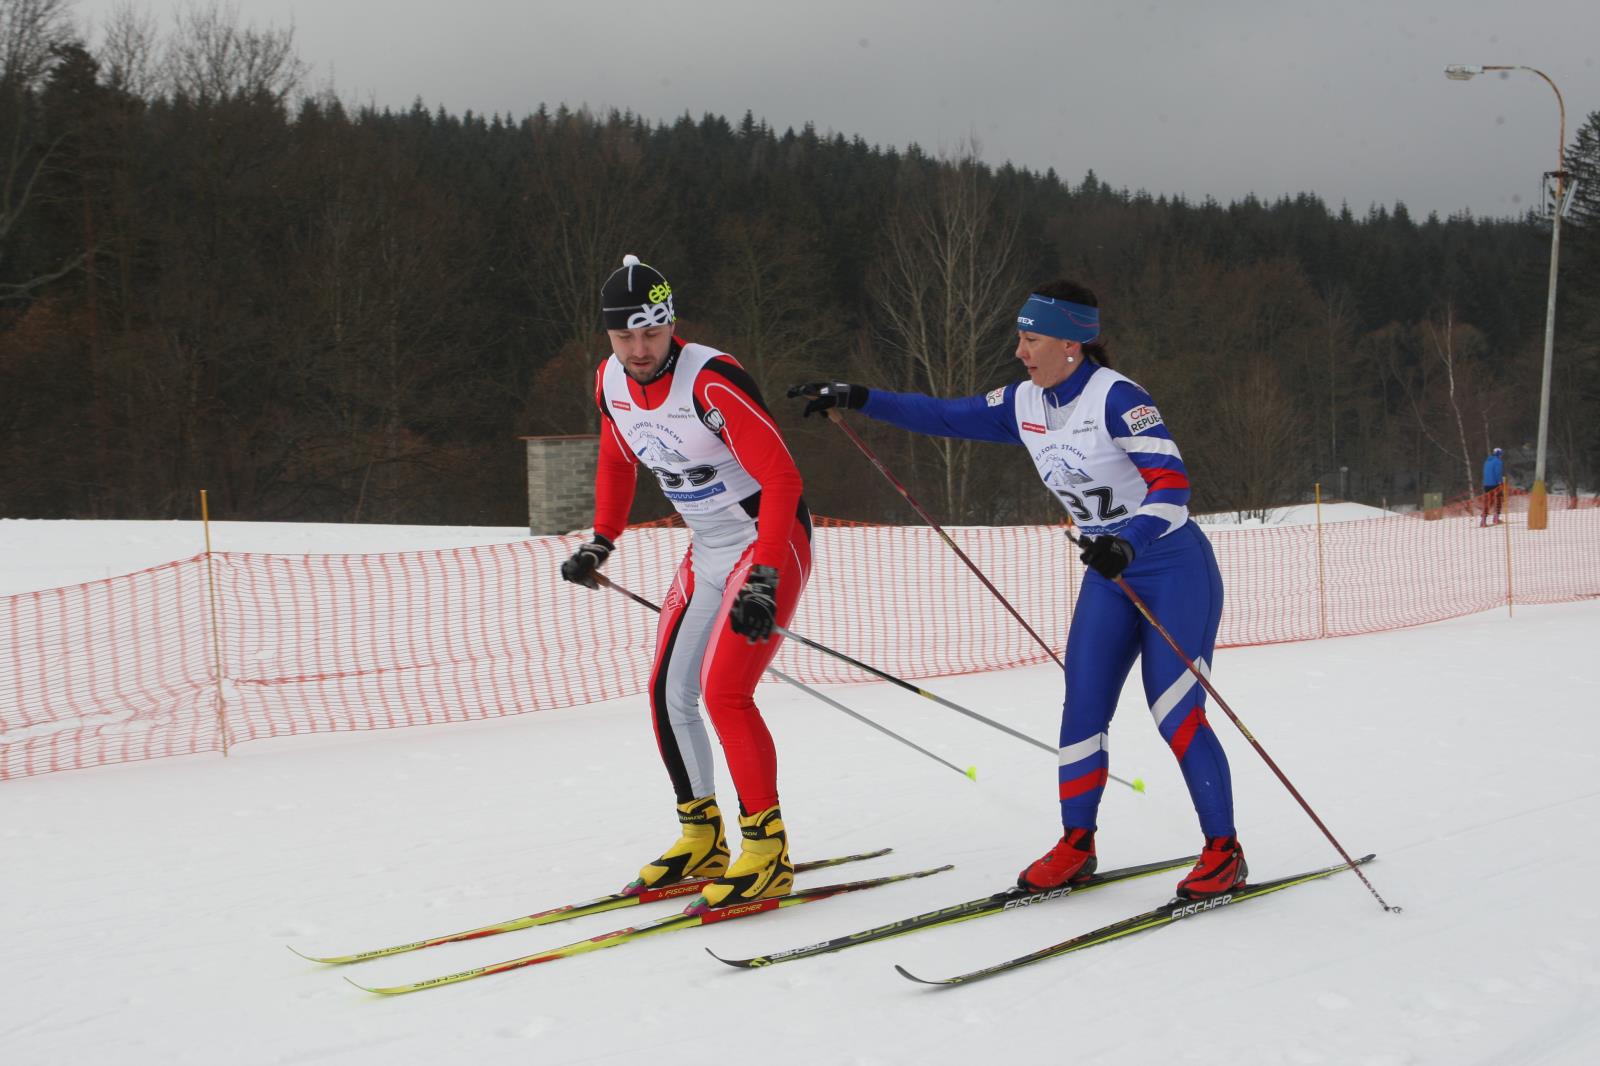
[1445,64,1570,529]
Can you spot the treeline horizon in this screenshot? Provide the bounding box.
[3,2,1597,529]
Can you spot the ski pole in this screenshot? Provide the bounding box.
[593,574,978,781]
[767,611,1142,790]
[624,576,1139,793]
[824,409,1064,669]
[594,574,1141,792]
[1063,528,1399,913]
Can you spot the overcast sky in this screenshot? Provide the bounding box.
[72,0,1600,220]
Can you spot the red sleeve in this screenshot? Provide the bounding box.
[695,357,804,570]
[591,365,637,543]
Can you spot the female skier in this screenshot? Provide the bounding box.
[789,279,1244,899]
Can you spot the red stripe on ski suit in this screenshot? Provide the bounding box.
[1167,705,1210,762]
[1058,767,1109,801]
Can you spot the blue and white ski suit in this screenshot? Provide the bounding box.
[861,364,1235,837]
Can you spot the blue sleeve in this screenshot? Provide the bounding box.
[1103,379,1191,554]
[859,387,1022,445]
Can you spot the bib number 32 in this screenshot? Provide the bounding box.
[1057,486,1128,524]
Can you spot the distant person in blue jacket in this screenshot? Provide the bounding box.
[1481,448,1505,526]
[789,279,1245,901]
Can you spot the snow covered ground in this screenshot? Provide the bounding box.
[0,518,535,596]
[4,519,1598,1065]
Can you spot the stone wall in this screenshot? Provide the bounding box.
[522,435,599,535]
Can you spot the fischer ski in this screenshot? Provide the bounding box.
[291,847,891,965]
[707,853,1196,969]
[347,863,953,995]
[895,854,1376,987]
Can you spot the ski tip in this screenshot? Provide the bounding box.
[288,944,337,964]
[796,846,892,868]
[345,975,419,996]
[893,963,946,986]
[902,864,955,876]
[704,947,754,968]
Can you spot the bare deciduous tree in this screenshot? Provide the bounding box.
[0,0,68,86]
[1369,304,1492,500]
[95,2,160,98]
[1423,305,1486,499]
[1210,356,1305,521]
[869,142,1023,519]
[514,109,669,435]
[0,0,81,299]
[706,213,841,402]
[163,1,304,104]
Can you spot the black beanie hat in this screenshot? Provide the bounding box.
[600,254,675,330]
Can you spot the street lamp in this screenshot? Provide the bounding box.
[1444,64,1571,529]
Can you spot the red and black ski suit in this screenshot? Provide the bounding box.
[592,338,811,813]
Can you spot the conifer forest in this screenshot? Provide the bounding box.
[3,1,1598,527]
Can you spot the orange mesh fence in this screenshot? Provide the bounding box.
[3,503,1597,780]
[2,559,216,777]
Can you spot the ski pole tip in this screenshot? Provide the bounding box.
[1132,777,1146,793]
[965,765,978,781]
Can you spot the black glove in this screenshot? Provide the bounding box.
[1078,535,1135,580]
[559,534,614,589]
[786,381,869,418]
[728,564,780,643]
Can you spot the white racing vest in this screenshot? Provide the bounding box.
[601,343,762,517]
[1015,367,1148,537]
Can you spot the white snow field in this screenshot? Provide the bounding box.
[3,517,1598,1066]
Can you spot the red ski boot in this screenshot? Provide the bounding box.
[1017,827,1097,891]
[1175,835,1247,899]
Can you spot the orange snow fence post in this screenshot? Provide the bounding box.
[201,489,229,757]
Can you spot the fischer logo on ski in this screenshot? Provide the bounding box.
[1003,883,1081,909]
[1170,893,1234,917]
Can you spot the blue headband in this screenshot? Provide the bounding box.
[1017,294,1100,343]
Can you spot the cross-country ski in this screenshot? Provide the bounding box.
[347,864,952,995]
[895,855,1377,987]
[291,848,890,964]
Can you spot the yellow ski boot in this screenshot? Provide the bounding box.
[693,804,794,911]
[622,796,729,895]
